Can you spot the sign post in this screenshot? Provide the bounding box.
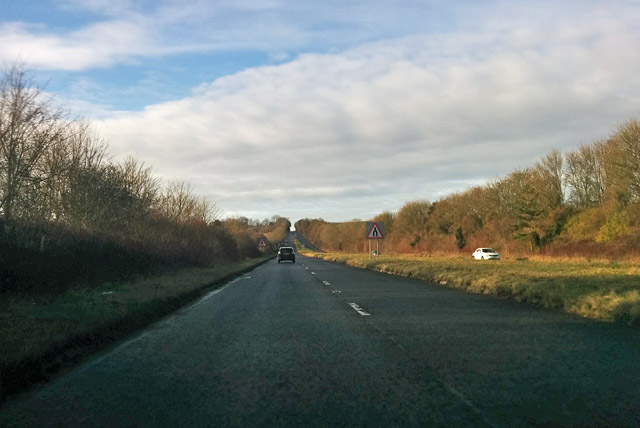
[365,222,385,257]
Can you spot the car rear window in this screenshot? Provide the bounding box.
[280,248,293,254]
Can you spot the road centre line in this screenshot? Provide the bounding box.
[301,260,496,426]
[348,302,371,316]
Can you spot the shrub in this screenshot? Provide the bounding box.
[596,210,630,243]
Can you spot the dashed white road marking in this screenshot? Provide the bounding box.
[348,302,371,316]
[332,290,342,294]
[322,280,331,286]
[311,272,316,275]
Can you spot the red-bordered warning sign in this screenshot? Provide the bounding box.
[258,238,267,247]
[365,222,384,239]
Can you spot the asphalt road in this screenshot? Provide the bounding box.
[291,231,324,252]
[2,253,640,427]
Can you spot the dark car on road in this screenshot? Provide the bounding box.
[277,246,295,263]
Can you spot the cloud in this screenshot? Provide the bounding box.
[0,0,463,71]
[92,7,640,221]
[0,19,154,70]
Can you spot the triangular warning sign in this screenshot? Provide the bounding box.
[258,239,267,247]
[367,223,384,239]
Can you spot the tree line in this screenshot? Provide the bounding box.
[296,118,640,259]
[0,66,290,294]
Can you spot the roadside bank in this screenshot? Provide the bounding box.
[0,255,274,402]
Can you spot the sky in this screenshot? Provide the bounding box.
[1,0,640,223]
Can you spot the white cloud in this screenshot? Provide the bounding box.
[0,19,154,70]
[91,9,640,221]
[0,0,465,71]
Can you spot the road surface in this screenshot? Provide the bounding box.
[2,253,640,427]
[291,231,324,252]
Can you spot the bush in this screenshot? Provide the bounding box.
[596,210,629,243]
[0,220,162,295]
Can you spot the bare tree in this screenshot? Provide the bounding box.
[34,121,107,223]
[532,149,564,212]
[198,197,221,224]
[565,142,606,208]
[118,156,159,214]
[56,123,110,227]
[158,180,219,224]
[604,119,640,203]
[0,65,67,220]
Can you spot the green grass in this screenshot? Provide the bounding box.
[0,255,273,399]
[308,252,640,326]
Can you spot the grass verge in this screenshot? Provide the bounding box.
[0,255,273,401]
[308,252,640,326]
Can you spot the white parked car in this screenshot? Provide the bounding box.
[472,248,500,260]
